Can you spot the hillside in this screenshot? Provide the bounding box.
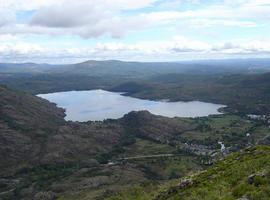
[160,146,270,200]
[0,85,66,175]
[0,86,126,198]
[0,85,65,132]
[112,72,270,115]
[107,146,270,200]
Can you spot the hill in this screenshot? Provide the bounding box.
[0,85,66,175]
[107,146,270,200]
[116,72,270,115]
[0,85,125,186]
[1,59,270,75]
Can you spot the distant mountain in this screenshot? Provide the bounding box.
[1,58,270,75]
[0,63,59,73]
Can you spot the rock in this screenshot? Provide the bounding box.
[178,178,193,189]
[34,191,56,200]
[247,172,266,184]
[237,195,249,200]
[248,174,254,184]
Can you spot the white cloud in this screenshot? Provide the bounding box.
[25,0,157,38]
[0,0,65,11]
[212,40,270,54]
[188,19,257,28]
[0,0,159,38]
[30,2,109,28]
[0,10,16,27]
[1,36,269,63]
[1,0,269,38]
[102,0,158,10]
[0,0,157,11]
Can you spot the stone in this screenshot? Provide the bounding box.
[34,191,56,200]
[178,178,193,189]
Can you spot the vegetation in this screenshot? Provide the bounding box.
[178,114,269,148]
[115,72,270,115]
[106,146,270,200]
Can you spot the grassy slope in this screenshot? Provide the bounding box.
[107,146,270,200]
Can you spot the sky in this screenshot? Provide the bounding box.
[0,0,270,63]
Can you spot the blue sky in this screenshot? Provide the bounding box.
[0,0,270,63]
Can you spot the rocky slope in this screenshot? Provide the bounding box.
[0,85,65,175]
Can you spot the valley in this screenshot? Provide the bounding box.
[0,59,270,199]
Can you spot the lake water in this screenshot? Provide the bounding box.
[38,90,225,122]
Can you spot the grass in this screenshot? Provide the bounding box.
[161,146,270,200]
[121,138,176,157]
[106,146,270,200]
[105,180,179,200]
[114,138,203,179]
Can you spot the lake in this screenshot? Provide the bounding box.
[38,90,225,122]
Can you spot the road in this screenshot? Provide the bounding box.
[115,154,177,161]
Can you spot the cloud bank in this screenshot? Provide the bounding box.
[1,36,270,63]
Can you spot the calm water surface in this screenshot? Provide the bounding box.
[38,90,225,122]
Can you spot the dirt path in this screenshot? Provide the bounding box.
[115,154,177,161]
